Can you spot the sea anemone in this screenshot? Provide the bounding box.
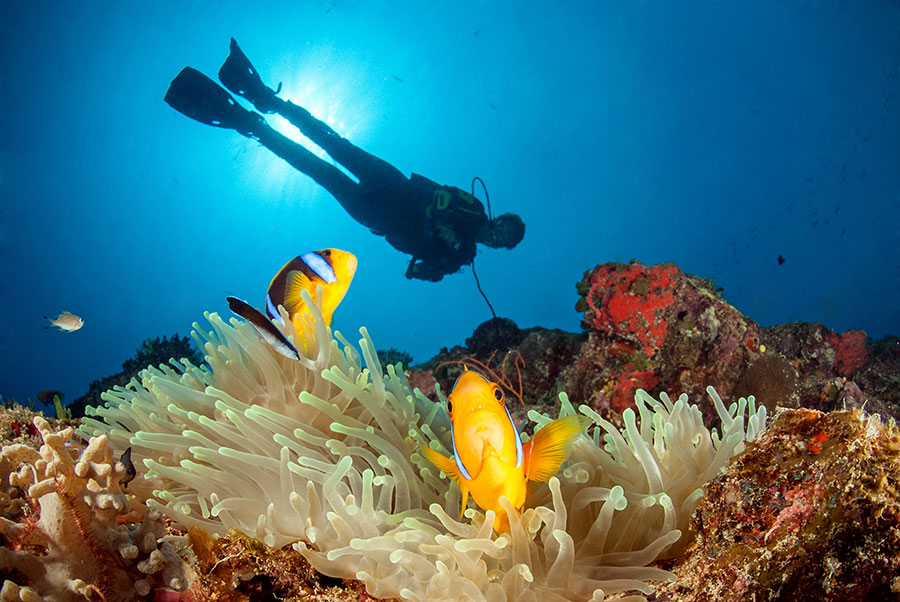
[79,290,765,601]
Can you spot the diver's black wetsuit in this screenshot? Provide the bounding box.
[253,101,488,281]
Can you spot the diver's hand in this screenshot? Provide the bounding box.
[406,259,443,282]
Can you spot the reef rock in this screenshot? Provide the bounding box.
[567,261,900,423]
[566,260,771,421]
[412,260,900,428]
[760,323,900,418]
[416,320,584,425]
[655,407,900,601]
[187,528,392,601]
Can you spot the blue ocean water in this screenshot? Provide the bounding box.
[1,2,898,412]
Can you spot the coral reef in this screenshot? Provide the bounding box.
[415,261,900,427]
[6,260,895,600]
[77,291,764,602]
[375,348,414,370]
[655,407,900,601]
[0,416,192,601]
[464,318,528,357]
[568,261,764,419]
[851,335,900,414]
[122,334,203,375]
[761,322,900,419]
[0,404,71,449]
[187,527,388,601]
[422,320,584,426]
[69,333,202,417]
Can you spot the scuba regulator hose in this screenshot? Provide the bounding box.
[471,176,497,320]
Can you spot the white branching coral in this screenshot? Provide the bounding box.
[78,292,765,602]
[0,417,192,602]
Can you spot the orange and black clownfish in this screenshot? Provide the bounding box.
[264,248,357,329]
[423,369,590,533]
[227,248,357,360]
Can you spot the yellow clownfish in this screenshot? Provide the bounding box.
[423,369,590,533]
[227,248,357,361]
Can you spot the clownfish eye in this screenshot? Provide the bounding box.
[493,387,503,401]
[447,400,453,413]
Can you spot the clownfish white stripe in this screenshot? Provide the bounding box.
[265,294,286,326]
[504,404,523,468]
[451,426,474,480]
[301,251,337,283]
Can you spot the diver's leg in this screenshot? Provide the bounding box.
[217,39,407,187]
[274,100,408,186]
[253,123,381,231]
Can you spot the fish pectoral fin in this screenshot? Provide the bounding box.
[523,415,591,482]
[422,446,469,519]
[284,270,314,314]
[422,446,463,481]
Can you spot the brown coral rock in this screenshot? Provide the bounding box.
[187,528,397,602]
[656,408,900,601]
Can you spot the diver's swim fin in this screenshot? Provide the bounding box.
[218,38,280,113]
[164,67,265,136]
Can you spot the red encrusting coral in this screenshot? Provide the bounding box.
[584,263,679,356]
[567,260,767,419]
[612,369,659,413]
[829,329,869,376]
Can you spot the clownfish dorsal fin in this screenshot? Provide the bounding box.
[522,415,591,482]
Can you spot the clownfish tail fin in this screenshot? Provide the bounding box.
[523,415,591,483]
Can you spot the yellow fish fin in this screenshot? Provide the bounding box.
[284,270,313,316]
[458,482,470,520]
[422,446,469,519]
[523,415,591,482]
[422,446,459,478]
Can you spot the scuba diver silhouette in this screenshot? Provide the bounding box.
[165,38,525,283]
